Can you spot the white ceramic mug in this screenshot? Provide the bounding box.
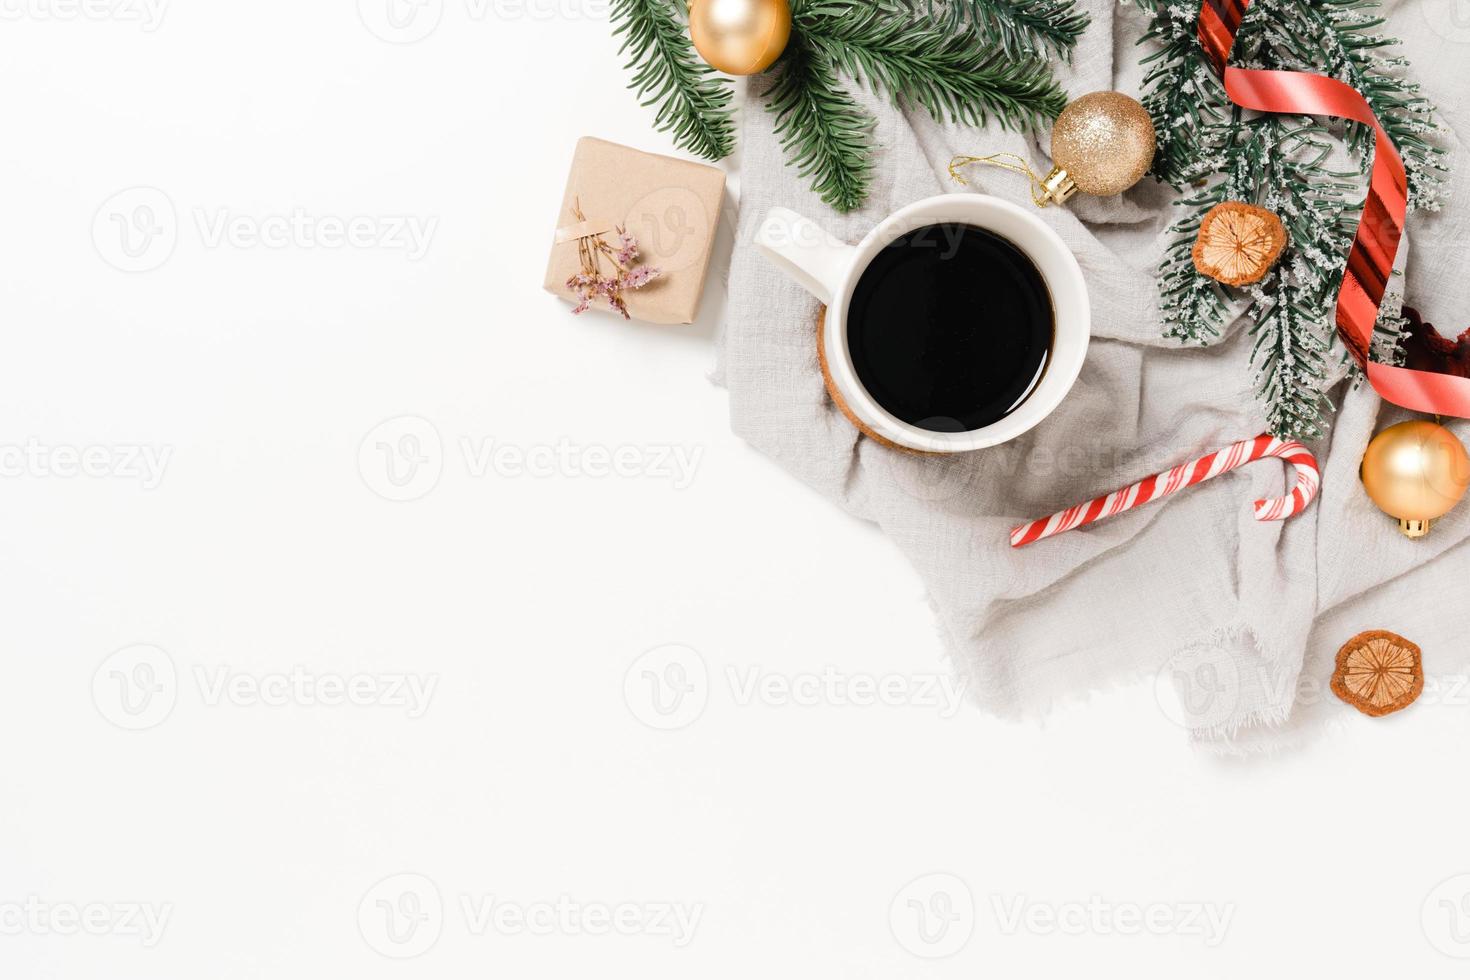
[754,195,1090,453]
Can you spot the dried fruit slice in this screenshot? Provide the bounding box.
[1191,201,1288,287]
[1330,630,1423,717]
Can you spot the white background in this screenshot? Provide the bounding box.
[3,1,1470,977]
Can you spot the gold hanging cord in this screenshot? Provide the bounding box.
[948,153,1074,207]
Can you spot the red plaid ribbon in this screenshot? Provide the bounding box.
[1198,0,1470,417]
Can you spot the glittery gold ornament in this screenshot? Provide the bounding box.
[1360,420,1470,538]
[949,91,1156,207]
[1046,91,1156,201]
[688,0,791,76]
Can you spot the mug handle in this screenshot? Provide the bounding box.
[754,207,856,307]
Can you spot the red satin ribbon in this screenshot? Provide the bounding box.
[1198,0,1470,418]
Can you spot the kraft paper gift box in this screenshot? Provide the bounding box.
[544,137,726,325]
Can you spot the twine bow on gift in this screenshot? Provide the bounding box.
[554,216,611,245]
[557,199,661,319]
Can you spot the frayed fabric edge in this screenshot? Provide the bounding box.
[935,609,1329,756]
[929,595,1178,727]
[1176,622,1298,750]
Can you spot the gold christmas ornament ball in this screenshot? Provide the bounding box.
[688,0,791,76]
[1360,420,1470,538]
[1047,91,1156,199]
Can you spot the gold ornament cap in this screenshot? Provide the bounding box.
[1039,166,1078,206]
[688,0,792,76]
[1048,91,1156,199]
[1360,420,1470,538]
[1399,518,1430,539]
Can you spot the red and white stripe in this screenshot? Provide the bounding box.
[1009,434,1320,549]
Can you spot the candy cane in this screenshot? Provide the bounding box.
[1010,434,1320,548]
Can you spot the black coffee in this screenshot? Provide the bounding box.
[847,223,1053,432]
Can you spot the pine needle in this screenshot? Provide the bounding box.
[909,0,1090,61]
[763,41,876,212]
[799,1,1069,129]
[611,0,736,161]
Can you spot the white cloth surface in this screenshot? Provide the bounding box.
[716,0,1470,751]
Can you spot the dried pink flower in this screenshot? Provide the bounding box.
[565,204,659,320]
[614,228,640,266]
[621,266,660,290]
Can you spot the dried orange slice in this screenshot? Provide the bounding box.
[1191,201,1287,286]
[1330,630,1423,717]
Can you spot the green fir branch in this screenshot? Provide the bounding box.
[1135,6,1227,187]
[760,0,1066,212]
[763,41,876,212]
[1248,263,1335,438]
[798,1,1068,130]
[611,0,736,161]
[1136,0,1448,438]
[1268,0,1447,209]
[906,0,1090,60]
[611,0,1076,210]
